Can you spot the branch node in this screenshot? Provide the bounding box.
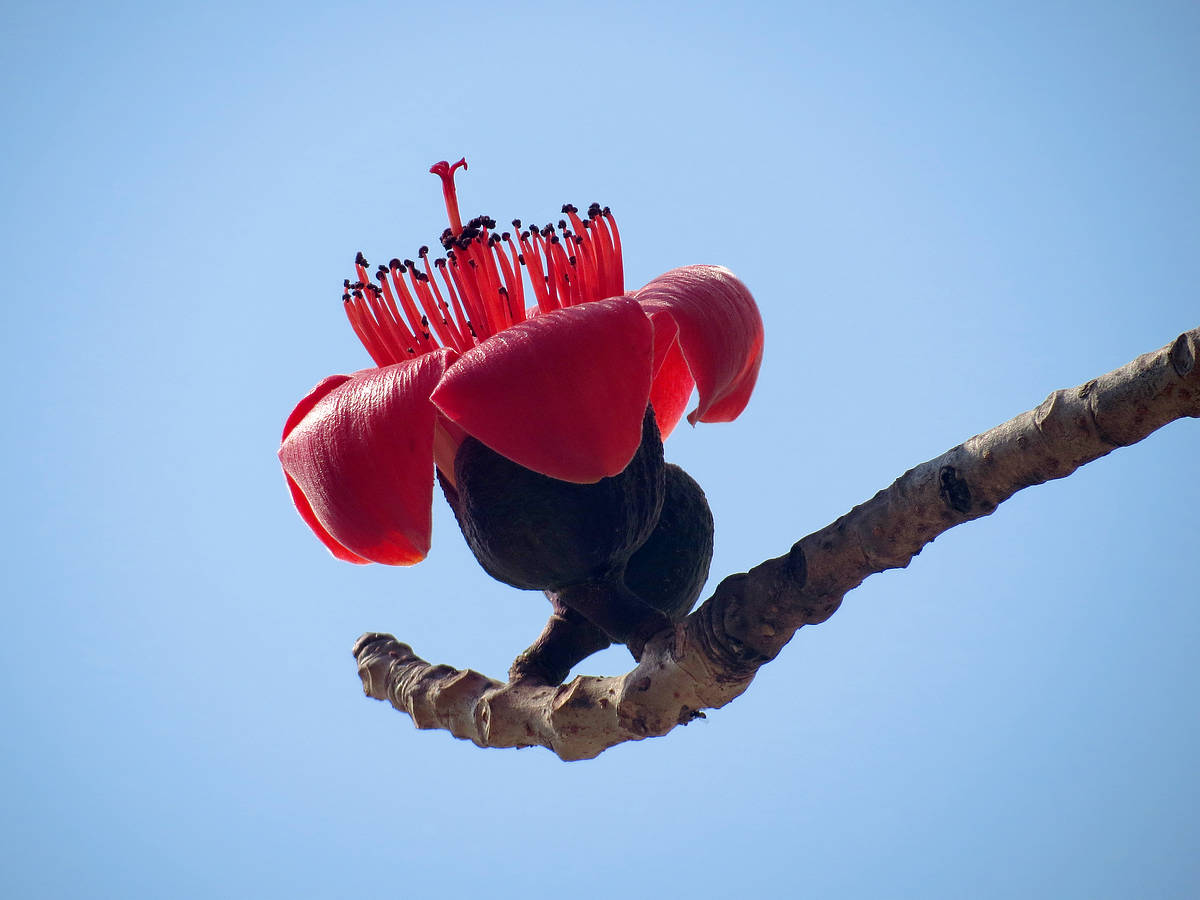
[1170,331,1196,378]
[937,466,972,514]
[691,574,773,679]
[785,539,807,589]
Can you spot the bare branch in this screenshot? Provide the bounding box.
[355,326,1200,760]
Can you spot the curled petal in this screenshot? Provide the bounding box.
[279,350,455,565]
[282,374,353,442]
[280,374,366,563]
[647,312,695,439]
[431,296,654,483]
[635,265,764,425]
[282,471,368,564]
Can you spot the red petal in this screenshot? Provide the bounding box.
[282,374,352,442]
[647,312,694,439]
[283,471,369,564]
[278,350,455,565]
[431,296,654,483]
[280,374,367,563]
[634,265,763,425]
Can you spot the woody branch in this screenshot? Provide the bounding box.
[354,325,1199,760]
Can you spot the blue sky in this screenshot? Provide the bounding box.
[3,1,1198,897]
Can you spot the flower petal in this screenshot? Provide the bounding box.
[281,373,353,442]
[647,311,694,439]
[280,374,368,563]
[431,296,654,483]
[283,471,368,564]
[279,350,455,565]
[634,265,763,425]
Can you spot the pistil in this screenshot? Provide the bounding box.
[429,158,467,236]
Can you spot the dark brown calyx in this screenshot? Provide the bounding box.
[440,406,665,592]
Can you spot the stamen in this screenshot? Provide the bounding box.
[419,255,468,351]
[499,232,527,321]
[381,264,434,353]
[546,232,582,307]
[401,262,457,350]
[516,229,555,313]
[363,283,414,363]
[462,223,509,330]
[346,289,395,366]
[563,205,603,295]
[434,257,475,348]
[445,255,494,340]
[359,256,429,356]
[343,295,389,367]
[531,228,564,310]
[601,208,624,294]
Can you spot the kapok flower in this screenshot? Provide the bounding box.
[279,159,764,566]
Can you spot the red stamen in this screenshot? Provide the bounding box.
[482,236,511,320]
[373,268,419,348]
[547,236,581,306]
[582,224,609,296]
[446,256,493,339]
[501,233,527,320]
[348,292,397,365]
[361,285,408,362]
[561,213,600,297]
[369,262,421,351]
[601,209,624,294]
[569,231,599,299]
[434,259,476,347]
[537,230,565,310]
[457,240,500,331]
[491,237,525,324]
[412,259,468,352]
[343,298,390,366]
[518,229,556,313]
[382,266,435,352]
[563,208,600,295]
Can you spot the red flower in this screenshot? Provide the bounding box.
[279,159,764,565]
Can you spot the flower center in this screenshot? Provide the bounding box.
[341,158,626,367]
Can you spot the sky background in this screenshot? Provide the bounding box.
[3,1,1198,897]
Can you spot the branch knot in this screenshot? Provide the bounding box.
[938,466,972,514]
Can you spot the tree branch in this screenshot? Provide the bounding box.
[354,326,1200,760]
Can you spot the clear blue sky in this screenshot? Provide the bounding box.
[3,1,1197,897]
